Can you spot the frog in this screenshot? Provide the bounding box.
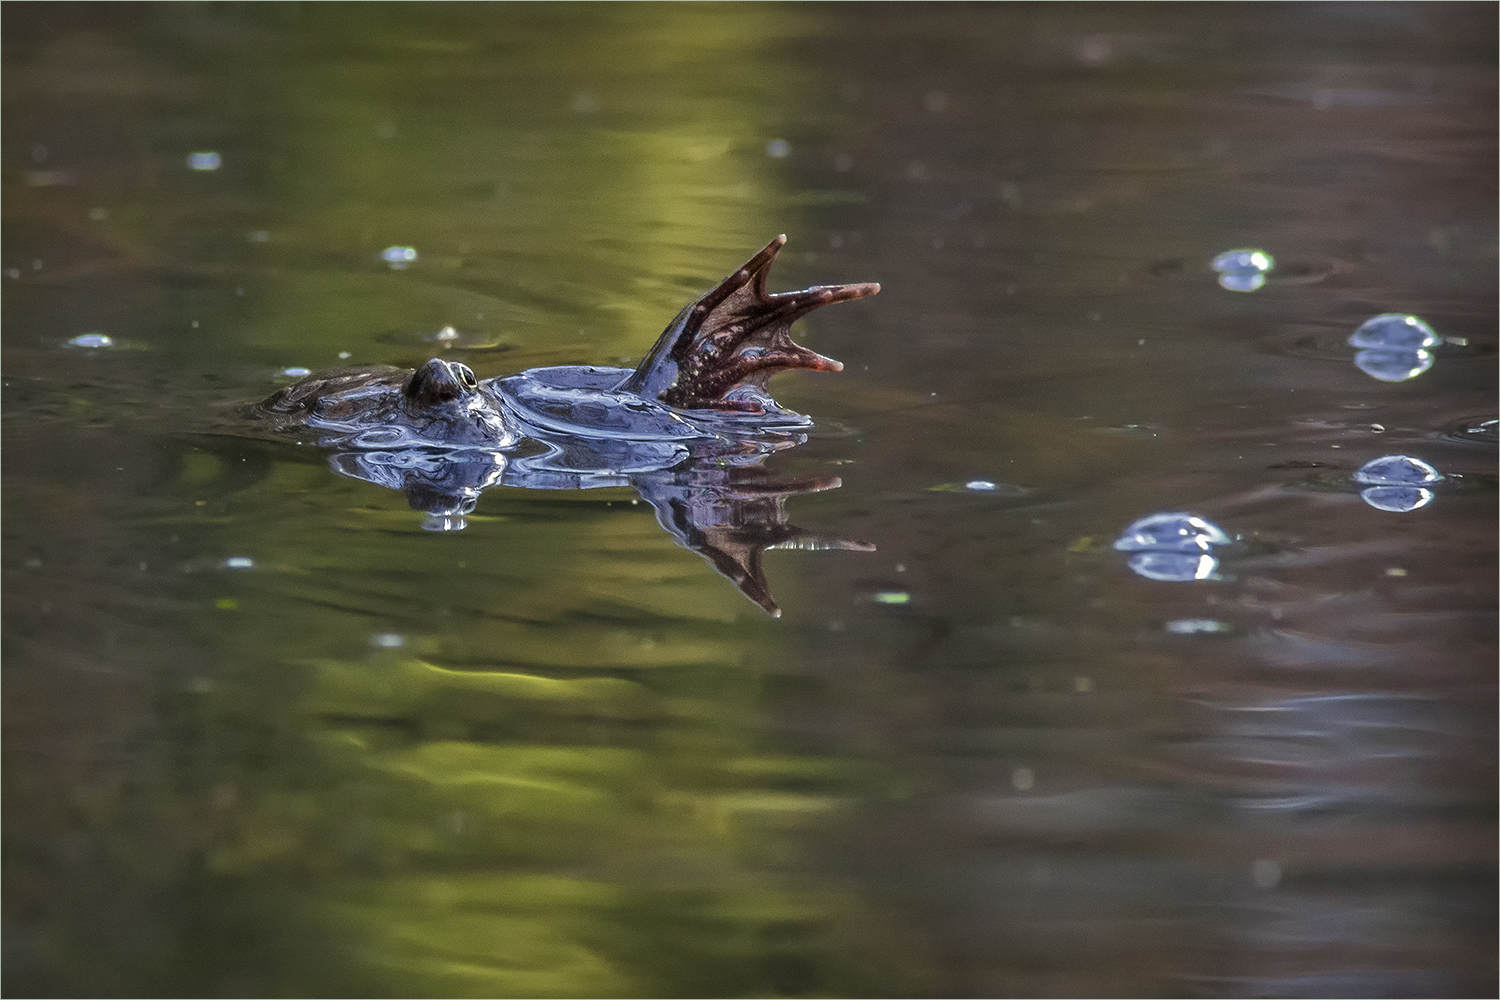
[256,235,879,614]
[260,235,879,448]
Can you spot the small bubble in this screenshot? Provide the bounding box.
[871,590,910,605]
[282,367,312,378]
[250,231,270,243]
[338,351,352,359]
[1073,676,1094,693]
[371,633,406,648]
[5,268,20,280]
[382,246,418,269]
[1349,313,1440,351]
[433,325,460,342]
[88,207,108,221]
[571,93,598,114]
[1115,512,1230,553]
[1355,455,1441,486]
[766,139,791,158]
[965,480,998,492]
[1165,618,1230,634]
[1252,859,1282,888]
[65,333,114,349]
[187,151,222,171]
[1211,248,1274,292]
[1011,767,1035,791]
[223,557,254,570]
[1384,567,1408,577]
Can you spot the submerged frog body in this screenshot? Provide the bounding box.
[262,235,878,448]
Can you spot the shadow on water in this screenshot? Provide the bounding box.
[3,3,1496,998]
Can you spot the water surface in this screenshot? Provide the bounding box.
[4,4,1495,997]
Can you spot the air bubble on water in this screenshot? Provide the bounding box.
[371,632,406,648]
[766,139,791,158]
[433,325,460,342]
[1114,512,1230,553]
[187,151,222,171]
[571,93,598,114]
[66,333,114,348]
[966,480,998,492]
[223,556,254,569]
[1165,618,1231,634]
[282,367,312,377]
[382,246,418,269]
[1211,248,1274,292]
[1354,455,1442,486]
[1348,313,1439,350]
[338,351,352,359]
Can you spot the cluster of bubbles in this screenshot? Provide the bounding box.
[1113,512,1231,582]
[1114,455,1446,583]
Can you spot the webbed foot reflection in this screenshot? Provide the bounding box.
[328,433,872,615]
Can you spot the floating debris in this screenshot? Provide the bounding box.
[1211,248,1274,292]
[871,590,911,605]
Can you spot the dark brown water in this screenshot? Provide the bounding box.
[4,4,1495,997]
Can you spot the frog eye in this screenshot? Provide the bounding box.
[454,364,478,390]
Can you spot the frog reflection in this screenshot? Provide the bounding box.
[330,435,872,616]
[258,237,879,614]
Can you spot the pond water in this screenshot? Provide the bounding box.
[4,4,1495,997]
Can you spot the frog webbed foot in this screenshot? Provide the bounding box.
[623,235,879,411]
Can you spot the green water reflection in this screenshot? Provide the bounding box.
[4,4,893,998]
